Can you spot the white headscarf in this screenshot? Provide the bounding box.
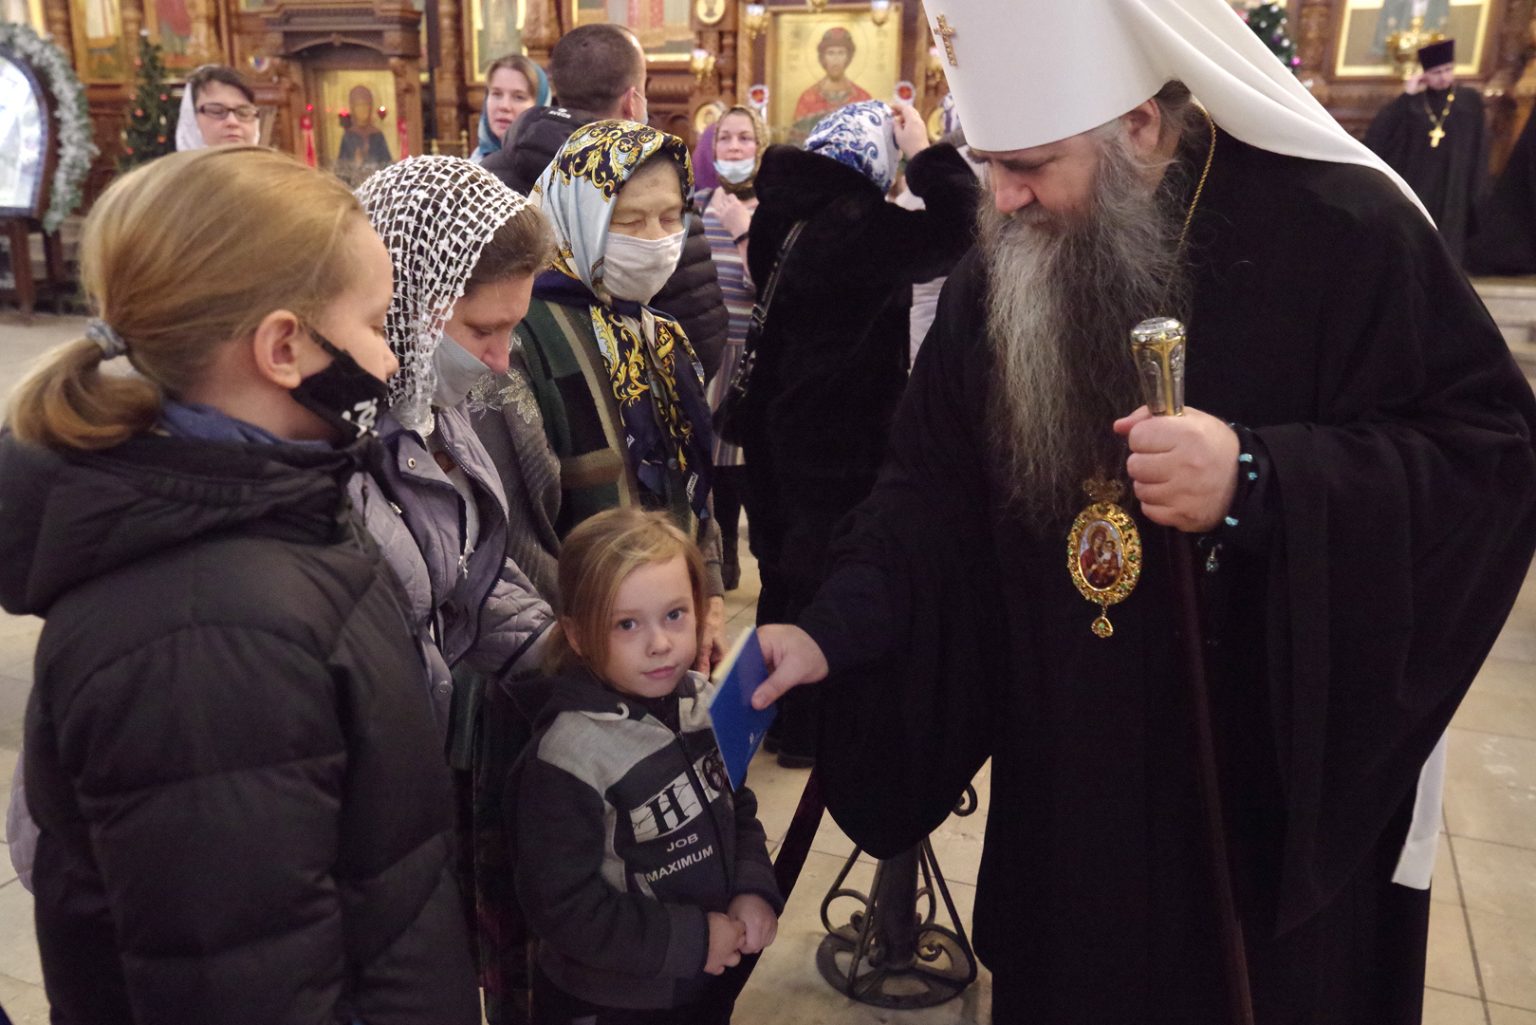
[926,0,1428,219]
[175,85,205,151]
[356,156,531,433]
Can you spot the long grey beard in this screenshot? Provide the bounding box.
[981,131,1191,532]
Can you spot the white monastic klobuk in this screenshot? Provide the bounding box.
[925,0,1429,220]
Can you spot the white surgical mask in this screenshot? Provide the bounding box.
[432,333,496,409]
[714,157,756,185]
[601,229,686,304]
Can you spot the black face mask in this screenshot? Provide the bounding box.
[290,328,391,441]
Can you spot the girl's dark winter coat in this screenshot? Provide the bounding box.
[0,431,481,1025]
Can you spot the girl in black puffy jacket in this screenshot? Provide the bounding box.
[0,147,479,1025]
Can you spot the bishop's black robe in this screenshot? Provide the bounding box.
[1365,86,1489,264]
[796,130,1536,1023]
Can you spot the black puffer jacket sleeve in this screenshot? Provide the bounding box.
[37,625,351,1023]
[483,105,586,195]
[654,213,728,382]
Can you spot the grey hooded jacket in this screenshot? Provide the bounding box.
[512,668,780,1011]
[351,403,553,730]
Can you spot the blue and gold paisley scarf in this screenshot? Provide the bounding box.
[532,120,713,519]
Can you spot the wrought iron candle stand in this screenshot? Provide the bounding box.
[813,785,979,1008]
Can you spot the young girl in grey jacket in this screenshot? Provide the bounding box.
[512,508,782,1025]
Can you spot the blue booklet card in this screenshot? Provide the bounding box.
[708,629,778,791]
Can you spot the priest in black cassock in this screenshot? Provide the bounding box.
[1365,39,1489,265]
[751,1,1536,1023]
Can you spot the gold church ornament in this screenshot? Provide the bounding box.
[1424,89,1455,148]
[1067,478,1143,639]
[1385,15,1447,82]
[744,4,768,42]
[934,14,958,67]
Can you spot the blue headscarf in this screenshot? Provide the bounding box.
[805,100,899,192]
[475,60,551,159]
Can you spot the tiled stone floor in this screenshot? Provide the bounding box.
[0,313,1531,1024]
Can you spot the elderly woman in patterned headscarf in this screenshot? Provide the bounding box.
[470,119,729,667]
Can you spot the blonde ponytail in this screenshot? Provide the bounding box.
[8,338,161,450]
[7,146,367,451]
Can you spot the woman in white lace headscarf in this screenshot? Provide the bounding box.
[353,155,560,1022]
[352,155,556,710]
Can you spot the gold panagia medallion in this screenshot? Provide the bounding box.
[1067,477,1143,638]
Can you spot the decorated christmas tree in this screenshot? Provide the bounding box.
[118,30,177,171]
[1243,1,1300,75]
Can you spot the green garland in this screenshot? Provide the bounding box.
[0,23,98,233]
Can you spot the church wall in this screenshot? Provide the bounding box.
[1294,0,1534,174]
[7,0,1535,208]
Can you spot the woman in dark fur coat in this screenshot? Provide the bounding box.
[739,100,980,764]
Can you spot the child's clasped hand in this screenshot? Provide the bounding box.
[728,893,779,955]
[705,912,746,975]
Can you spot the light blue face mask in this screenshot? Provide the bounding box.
[713,156,756,185]
[432,333,496,409]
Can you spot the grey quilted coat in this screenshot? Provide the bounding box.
[351,403,553,731]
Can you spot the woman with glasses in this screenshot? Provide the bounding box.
[175,64,260,150]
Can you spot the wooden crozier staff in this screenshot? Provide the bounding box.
[1130,316,1256,1025]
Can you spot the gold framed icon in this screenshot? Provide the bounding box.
[1067,482,1142,639]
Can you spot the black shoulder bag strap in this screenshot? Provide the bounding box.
[712,218,808,444]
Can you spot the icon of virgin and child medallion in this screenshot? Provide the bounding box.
[1067,477,1143,638]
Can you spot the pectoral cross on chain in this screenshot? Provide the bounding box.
[1428,125,1446,148]
[935,14,958,66]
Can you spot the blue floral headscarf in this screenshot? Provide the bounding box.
[806,100,899,192]
[531,120,713,519]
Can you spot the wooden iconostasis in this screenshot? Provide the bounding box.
[9,0,1536,207]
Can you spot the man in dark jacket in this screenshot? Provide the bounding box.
[483,23,728,379]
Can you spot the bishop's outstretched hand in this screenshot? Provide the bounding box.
[751,624,829,710]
